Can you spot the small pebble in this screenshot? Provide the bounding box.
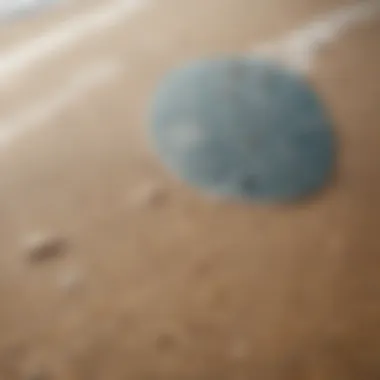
[24,232,68,263]
[155,333,178,351]
[24,368,50,380]
[57,269,82,293]
[230,338,251,359]
[26,375,49,380]
[127,182,168,208]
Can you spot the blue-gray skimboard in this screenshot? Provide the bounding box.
[149,57,335,202]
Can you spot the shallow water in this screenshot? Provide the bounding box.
[0,0,60,22]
